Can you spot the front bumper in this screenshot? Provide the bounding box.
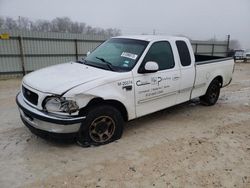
[16,92,85,134]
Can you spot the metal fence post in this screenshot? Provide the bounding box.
[195,43,198,54]
[75,39,78,61]
[211,43,215,56]
[18,36,26,76]
[226,35,230,57]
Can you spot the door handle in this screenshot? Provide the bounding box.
[122,85,132,91]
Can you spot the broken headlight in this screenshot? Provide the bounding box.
[44,97,79,114]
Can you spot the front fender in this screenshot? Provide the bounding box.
[63,74,135,120]
[83,82,135,120]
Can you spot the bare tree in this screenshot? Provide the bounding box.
[70,22,80,33]
[105,28,121,36]
[51,17,72,32]
[229,39,241,50]
[70,22,86,33]
[79,23,86,33]
[0,17,4,29]
[4,17,18,29]
[31,20,51,32]
[86,26,94,34]
[0,16,121,37]
[111,28,121,36]
[18,16,30,30]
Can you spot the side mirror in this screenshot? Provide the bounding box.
[141,61,159,73]
[86,51,91,56]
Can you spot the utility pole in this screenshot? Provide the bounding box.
[226,34,230,57]
[18,16,21,28]
[153,29,156,35]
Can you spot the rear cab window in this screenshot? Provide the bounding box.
[176,41,191,66]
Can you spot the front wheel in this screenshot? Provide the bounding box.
[200,79,221,106]
[77,105,124,147]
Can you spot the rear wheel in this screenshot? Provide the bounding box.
[200,79,221,106]
[77,105,124,147]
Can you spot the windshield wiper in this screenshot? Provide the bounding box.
[80,59,96,67]
[95,57,115,71]
[78,59,88,65]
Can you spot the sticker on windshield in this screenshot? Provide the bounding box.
[121,52,138,60]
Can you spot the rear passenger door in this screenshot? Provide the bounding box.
[175,40,195,104]
[134,41,181,117]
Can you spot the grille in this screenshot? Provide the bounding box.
[22,86,39,105]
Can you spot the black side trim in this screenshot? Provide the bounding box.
[196,57,233,65]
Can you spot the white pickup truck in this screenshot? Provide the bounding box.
[16,35,234,146]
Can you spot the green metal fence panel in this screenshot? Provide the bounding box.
[0,29,229,78]
[0,29,107,77]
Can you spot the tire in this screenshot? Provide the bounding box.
[200,79,221,106]
[77,105,124,147]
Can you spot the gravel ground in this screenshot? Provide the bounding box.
[0,63,250,188]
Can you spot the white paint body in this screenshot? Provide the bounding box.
[20,36,234,131]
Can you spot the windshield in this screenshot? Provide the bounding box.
[84,38,149,72]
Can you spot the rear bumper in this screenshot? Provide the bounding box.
[222,78,233,88]
[16,92,85,134]
[234,57,244,60]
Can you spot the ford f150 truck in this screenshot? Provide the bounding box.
[16,35,234,146]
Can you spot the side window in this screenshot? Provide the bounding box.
[176,41,191,66]
[143,41,175,70]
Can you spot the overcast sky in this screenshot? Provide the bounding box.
[0,0,249,48]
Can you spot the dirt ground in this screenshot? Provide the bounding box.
[0,63,250,188]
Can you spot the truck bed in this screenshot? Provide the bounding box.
[195,55,233,65]
[191,55,234,99]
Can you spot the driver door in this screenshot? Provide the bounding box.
[133,41,181,117]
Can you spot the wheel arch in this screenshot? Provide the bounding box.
[212,75,223,87]
[202,75,223,97]
[200,75,222,106]
[79,97,128,121]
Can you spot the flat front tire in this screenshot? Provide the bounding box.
[77,105,124,147]
[200,79,221,106]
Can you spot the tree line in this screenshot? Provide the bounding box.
[0,16,121,37]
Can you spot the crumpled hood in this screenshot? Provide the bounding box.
[23,62,110,94]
